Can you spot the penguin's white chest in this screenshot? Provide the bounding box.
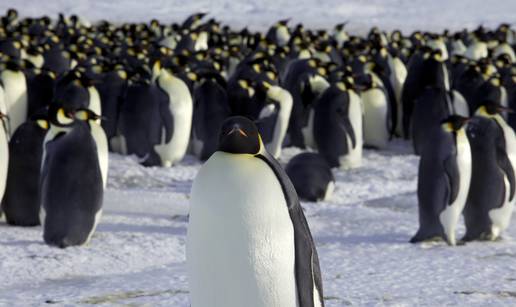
[362,88,389,148]
[187,152,298,307]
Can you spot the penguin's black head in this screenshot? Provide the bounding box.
[477,100,513,117]
[441,115,469,132]
[48,103,75,127]
[218,116,261,155]
[74,108,103,123]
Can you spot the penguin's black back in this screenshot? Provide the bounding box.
[285,152,334,202]
[193,79,230,160]
[27,72,55,117]
[313,85,355,167]
[463,117,508,240]
[411,127,456,242]
[119,82,170,165]
[2,121,47,226]
[411,87,451,155]
[41,122,103,248]
[96,71,127,140]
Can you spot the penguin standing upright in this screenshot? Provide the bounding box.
[411,116,471,245]
[314,83,362,169]
[154,67,193,166]
[361,74,390,149]
[2,114,49,226]
[1,59,28,136]
[191,75,230,160]
[118,77,172,166]
[463,102,516,241]
[40,106,103,248]
[187,116,324,307]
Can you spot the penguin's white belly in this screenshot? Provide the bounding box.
[109,134,127,155]
[155,103,193,166]
[1,70,27,136]
[88,87,102,116]
[302,109,316,149]
[362,88,389,149]
[439,131,471,245]
[91,123,109,188]
[85,209,103,245]
[451,90,469,117]
[489,176,514,239]
[0,122,8,202]
[187,152,297,307]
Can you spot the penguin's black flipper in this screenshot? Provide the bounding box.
[444,154,460,205]
[257,150,324,307]
[158,96,174,143]
[496,135,515,201]
[341,117,356,149]
[157,86,174,143]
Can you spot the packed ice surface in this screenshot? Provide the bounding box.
[1,142,516,306]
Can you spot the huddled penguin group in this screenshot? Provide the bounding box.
[0,7,514,306]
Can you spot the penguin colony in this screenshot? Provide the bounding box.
[0,7,514,306]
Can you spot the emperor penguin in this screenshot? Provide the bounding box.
[463,102,516,241]
[410,115,471,245]
[285,152,335,202]
[361,74,390,149]
[187,116,324,307]
[265,19,291,46]
[74,108,108,188]
[154,67,193,166]
[1,59,28,136]
[2,114,49,226]
[191,75,231,160]
[254,82,293,158]
[314,82,363,169]
[40,106,103,248]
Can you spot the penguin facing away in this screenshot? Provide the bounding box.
[40,107,103,248]
[187,116,324,307]
[2,114,49,226]
[411,115,471,245]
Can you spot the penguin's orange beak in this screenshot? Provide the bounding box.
[498,106,514,114]
[228,127,248,137]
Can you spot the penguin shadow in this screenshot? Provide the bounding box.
[97,223,185,236]
[96,212,187,236]
[0,239,43,247]
[317,233,408,246]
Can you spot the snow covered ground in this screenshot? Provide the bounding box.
[1,142,516,306]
